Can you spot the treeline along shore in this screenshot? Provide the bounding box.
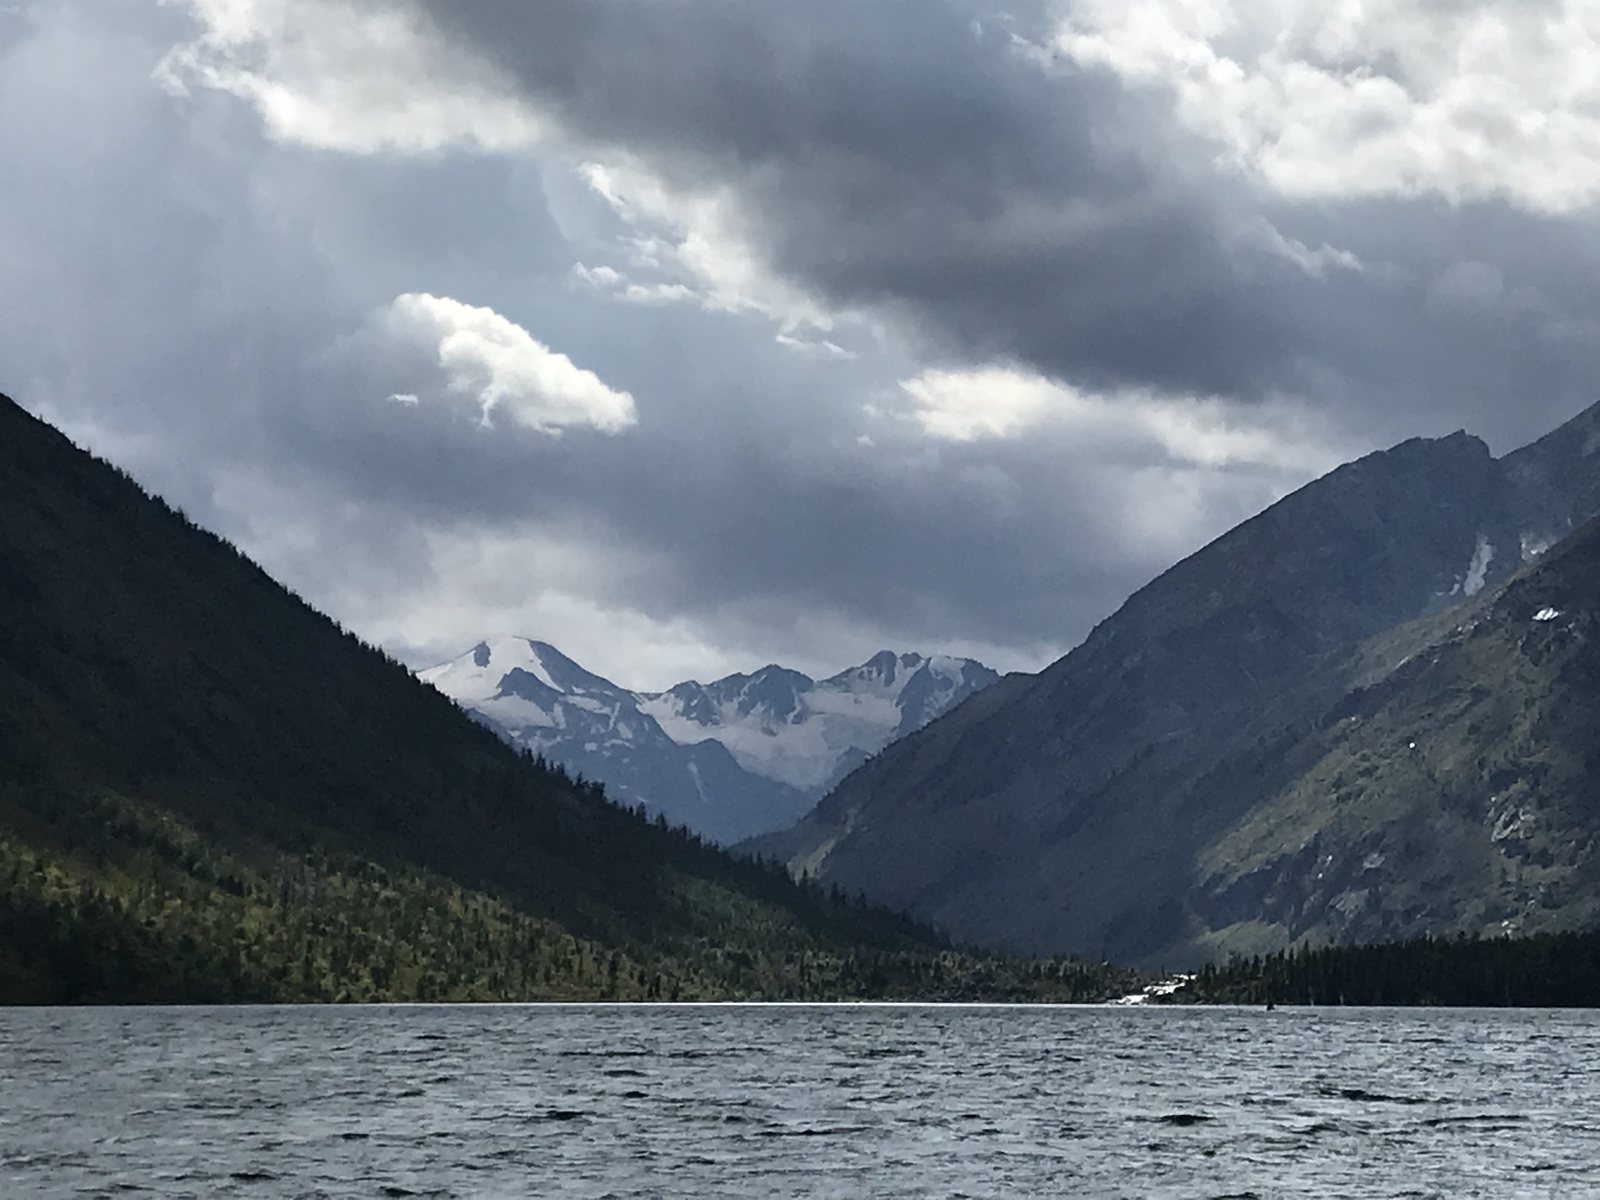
[1165,930,1600,1008]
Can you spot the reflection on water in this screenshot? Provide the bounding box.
[2,1003,1596,1198]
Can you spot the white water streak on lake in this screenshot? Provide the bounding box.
[2,1003,1597,1198]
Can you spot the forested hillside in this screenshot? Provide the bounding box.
[0,393,1138,1004]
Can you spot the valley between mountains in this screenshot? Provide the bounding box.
[0,392,1131,1003]
[419,398,1600,974]
[4,386,1600,998]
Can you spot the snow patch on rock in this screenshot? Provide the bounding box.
[1462,535,1494,597]
[637,651,998,792]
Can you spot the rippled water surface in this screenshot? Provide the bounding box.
[4,1003,1598,1198]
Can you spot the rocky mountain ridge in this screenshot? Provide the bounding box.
[422,639,998,844]
[750,400,1600,966]
[1188,515,1600,958]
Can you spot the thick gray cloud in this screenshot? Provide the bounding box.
[420,0,1600,434]
[422,0,1290,398]
[3,0,1599,689]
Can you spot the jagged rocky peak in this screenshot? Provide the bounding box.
[846,650,914,685]
[755,402,1600,966]
[1405,398,1600,607]
[661,679,719,725]
[822,649,996,691]
[422,638,1000,842]
[645,665,813,727]
[726,665,814,723]
[425,636,621,706]
[1046,427,1507,694]
[1492,396,1600,567]
[638,650,997,732]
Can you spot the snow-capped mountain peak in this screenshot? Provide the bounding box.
[421,639,999,840]
[424,637,618,706]
[635,650,1000,792]
[420,636,646,746]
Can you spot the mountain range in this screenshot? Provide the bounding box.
[0,391,1132,1003]
[750,400,1600,967]
[421,639,998,843]
[8,376,1600,994]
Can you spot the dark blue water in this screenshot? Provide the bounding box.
[2,1003,1596,1198]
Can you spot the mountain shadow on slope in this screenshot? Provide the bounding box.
[0,392,1142,1002]
[750,402,1600,966]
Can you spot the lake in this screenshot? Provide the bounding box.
[3,1003,1596,1198]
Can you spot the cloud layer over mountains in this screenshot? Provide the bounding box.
[5,0,1600,686]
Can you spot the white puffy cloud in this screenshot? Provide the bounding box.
[899,365,1344,472]
[775,333,858,360]
[157,0,543,153]
[900,368,1066,442]
[571,262,701,307]
[1056,0,1600,212]
[367,292,637,434]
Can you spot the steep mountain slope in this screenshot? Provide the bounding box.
[755,401,1600,965]
[1190,517,1600,959]
[422,640,998,842]
[0,392,1135,1002]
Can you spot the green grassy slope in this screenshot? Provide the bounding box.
[0,394,1139,1003]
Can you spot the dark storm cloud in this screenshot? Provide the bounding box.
[10,0,1600,684]
[416,0,1600,434]
[1255,197,1600,451]
[417,0,1294,399]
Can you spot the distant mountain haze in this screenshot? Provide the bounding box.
[422,639,999,844]
[5,390,1117,1003]
[749,400,1600,967]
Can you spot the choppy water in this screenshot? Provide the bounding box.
[3,1004,1598,1198]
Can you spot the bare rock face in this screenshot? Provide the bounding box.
[754,401,1600,966]
[1188,518,1600,956]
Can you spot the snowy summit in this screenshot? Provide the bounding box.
[421,639,998,843]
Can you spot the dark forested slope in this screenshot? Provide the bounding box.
[0,394,1136,1003]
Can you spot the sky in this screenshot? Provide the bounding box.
[5,0,1600,689]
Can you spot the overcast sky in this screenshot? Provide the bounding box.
[5,0,1600,688]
